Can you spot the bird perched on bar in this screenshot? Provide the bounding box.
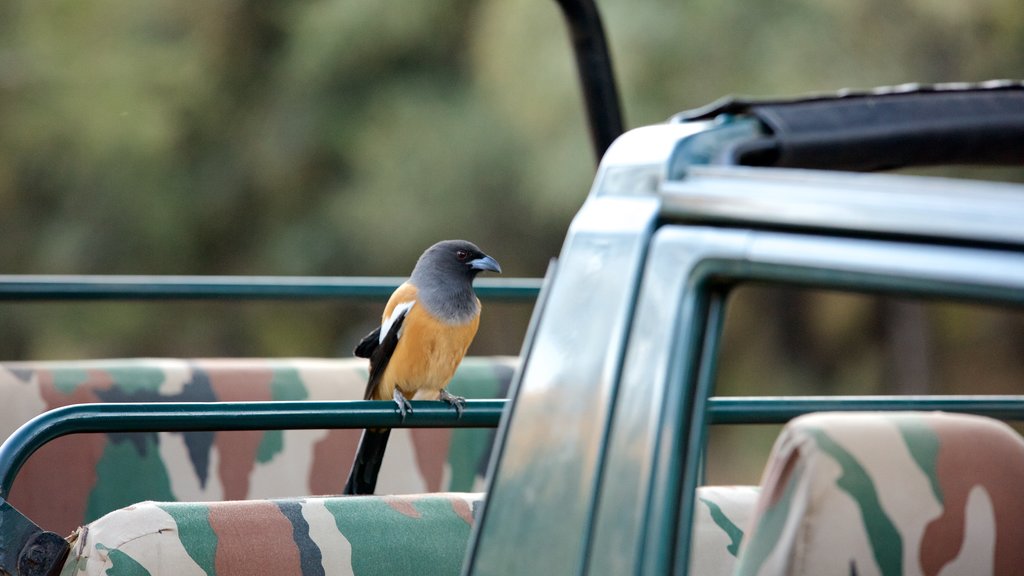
[343,239,501,495]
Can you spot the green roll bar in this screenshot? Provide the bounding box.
[0,399,506,500]
[0,276,542,301]
[0,399,506,576]
[7,394,1024,500]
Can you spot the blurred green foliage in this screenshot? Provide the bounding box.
[2,0,1024,451]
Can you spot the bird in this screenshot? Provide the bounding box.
[343,239,501,495]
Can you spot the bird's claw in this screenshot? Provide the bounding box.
[393,390,413,422]
[439,389,466,419]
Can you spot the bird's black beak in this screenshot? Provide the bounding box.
[469,255,501,274]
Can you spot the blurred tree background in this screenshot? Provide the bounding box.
[2,0,1024,479]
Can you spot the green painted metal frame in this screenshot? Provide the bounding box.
[0,400,506,500]
[669,252,1024,575]
[0,276,542,301]
[707,395,1024,424]
[7,391,1015,503]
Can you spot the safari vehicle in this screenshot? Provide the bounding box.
[2,1,1024,575]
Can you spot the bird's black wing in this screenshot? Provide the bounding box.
[344,309,408,495]
[353,327,380,359]
[360,309,407,401]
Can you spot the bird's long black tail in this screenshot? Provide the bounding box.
[343,428,391,495]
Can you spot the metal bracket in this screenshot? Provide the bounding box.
[0,499,68,576]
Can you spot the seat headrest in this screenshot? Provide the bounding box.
[735,411,1024,576]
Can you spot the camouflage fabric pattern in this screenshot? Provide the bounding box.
[734,411,1024,576]
[60,492,483,576]
[0,357,516,536]
[691,485,760,576]
[59,487,758,576]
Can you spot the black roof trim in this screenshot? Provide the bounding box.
[671,79,1024,123]
[670,80,1024,171]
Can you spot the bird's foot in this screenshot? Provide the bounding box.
[439,389,466,419]
[393,389,413,422]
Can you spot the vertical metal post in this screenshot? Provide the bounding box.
[553,0,625,163]
[674,291,728,574]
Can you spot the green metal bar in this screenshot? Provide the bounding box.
[706,395,1024,424]
[0,276,542,301]
[673,291,727,576]
[642,281,714,576]
[0,400,506,499]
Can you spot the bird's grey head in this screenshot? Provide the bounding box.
[409,240,501,323]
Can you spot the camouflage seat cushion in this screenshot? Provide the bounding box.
[60,493,484,576]
[734,411,1024,576]
[691,485,760,576]
[0,357,517,535]
[60,486,759,576]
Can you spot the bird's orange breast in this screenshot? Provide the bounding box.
[372,284,481,401]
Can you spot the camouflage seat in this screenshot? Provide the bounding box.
[59,486,759,576]
[691,485,760,576]
[734,411,1024,576]
[60,493,483,576]
[0,357,516,536]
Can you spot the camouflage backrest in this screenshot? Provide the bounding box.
[59,486,759,576]
[734,411,1024,576]
[60,493,484,576]
[0,357,517,536]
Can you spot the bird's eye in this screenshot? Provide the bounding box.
[455,250,469,261]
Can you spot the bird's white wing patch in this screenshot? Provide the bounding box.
[379,301,415,344]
